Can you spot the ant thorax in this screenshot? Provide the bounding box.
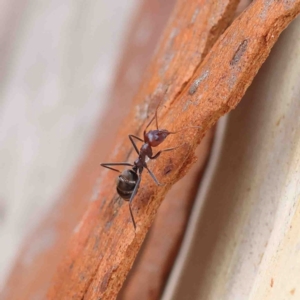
[140,143,152,158]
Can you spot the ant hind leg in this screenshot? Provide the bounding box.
[128,175,142,230]
[101,162,134,173]
[144,165,164,186]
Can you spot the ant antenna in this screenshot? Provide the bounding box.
[168,125,202,134]
[145,97,164,131]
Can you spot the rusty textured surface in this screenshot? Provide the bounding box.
[162,16,300,299]
[46,0,300,299]
[3,1,299,299]
[48,1,300,299]
[47,0,243,298]
[119,2,252,299]
[2,1,176,300]
[119,129,215,300]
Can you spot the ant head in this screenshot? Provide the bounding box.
[145,129,170,147]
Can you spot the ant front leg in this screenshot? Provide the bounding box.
[149,144,183,160]
[128,135,144,155]
[101,162,134,173]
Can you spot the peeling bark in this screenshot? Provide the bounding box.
[47,0,300,299]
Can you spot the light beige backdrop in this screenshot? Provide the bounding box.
[0,0,138,289]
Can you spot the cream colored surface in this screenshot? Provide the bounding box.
[0,0,137,289]
[163,16,300,300]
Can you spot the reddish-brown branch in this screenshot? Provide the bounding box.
[119,3,252,300]
[3,1,176,300]
[119,129,215,300]
[48,0,300,299]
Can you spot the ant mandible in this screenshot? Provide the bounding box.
[101,101,200,229]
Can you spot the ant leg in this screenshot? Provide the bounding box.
[101,162,134,173]
[149,144,183,160]
[129,135,143,155]
[129,204,136,230]
[129,174,142,230]
[144,164,164,186]
[144,98,163,133]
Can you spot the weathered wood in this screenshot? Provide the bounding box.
[48,0,300,299]
[162,16,300,300]
[119,3,252,299]
[119,130,214,300]
[2,1,176,300]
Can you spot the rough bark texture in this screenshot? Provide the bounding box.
[48,0,300,299]
[118,130,214,300]
[119,2,251,300]
[50,1,241,297]
[162,16,300,300]
[2,1,176,300]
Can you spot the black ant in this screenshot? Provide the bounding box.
[101,102,200,229]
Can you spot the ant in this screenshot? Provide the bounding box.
[101,101,200,229]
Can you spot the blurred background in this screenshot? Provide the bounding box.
[1,1,300,300]
[0,0,138,288]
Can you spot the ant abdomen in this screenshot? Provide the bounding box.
[116,169,138,200]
